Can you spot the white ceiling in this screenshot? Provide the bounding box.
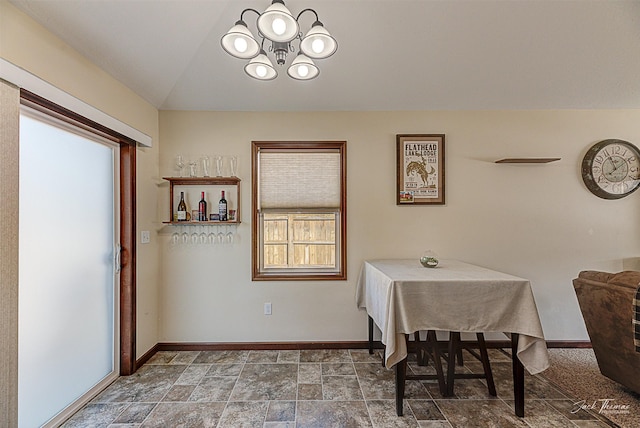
[10,0,640,111]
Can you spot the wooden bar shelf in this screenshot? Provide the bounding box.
[163,176,241,224]
[495,158,561,164]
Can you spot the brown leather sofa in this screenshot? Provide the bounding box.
[573,270,640,394]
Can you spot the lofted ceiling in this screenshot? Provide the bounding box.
[9,0,640,111]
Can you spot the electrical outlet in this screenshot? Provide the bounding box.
[264,302,272,315]
[141,231,150,244]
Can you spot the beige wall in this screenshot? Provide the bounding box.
[1,2,161,358]
[158,110,640,343]
[3,0,640,359]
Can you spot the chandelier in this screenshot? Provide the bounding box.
[221,0,337,81]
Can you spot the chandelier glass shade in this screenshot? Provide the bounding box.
[221,0,337,81]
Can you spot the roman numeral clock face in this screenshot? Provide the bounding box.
[582,139,640,199]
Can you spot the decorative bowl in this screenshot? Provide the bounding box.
[420,250,439,268]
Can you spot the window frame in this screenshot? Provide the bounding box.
[252,141,347,281]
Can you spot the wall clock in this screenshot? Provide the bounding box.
[581,139,640,199]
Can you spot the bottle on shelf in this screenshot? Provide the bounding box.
[218,190,228,221]
[198,191,207,221]
[177,191,188,221]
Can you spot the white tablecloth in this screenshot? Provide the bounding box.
[356,259,549,374]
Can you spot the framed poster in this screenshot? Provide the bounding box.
[396,134,445,205]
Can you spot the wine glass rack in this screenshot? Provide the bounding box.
[162,176,241,225]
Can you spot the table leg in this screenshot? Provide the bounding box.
[395,357,407,416]
[511,333,525,417]
[368,315,374,354]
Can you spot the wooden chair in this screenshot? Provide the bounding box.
[414,331,496,397]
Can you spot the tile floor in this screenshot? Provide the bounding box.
[62,348,615,427]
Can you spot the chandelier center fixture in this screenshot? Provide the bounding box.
[221,0,337,81]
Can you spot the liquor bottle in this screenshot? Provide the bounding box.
[218,190,228,221]
[198,191,207,221]
[177,191,187,221]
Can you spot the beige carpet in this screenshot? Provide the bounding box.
[540,348,640,428]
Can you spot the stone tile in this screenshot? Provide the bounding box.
[435,378,498,400]
[266,400,296,422]
[298,363,322,384]
[572,421,614,427]
[417,421,453,427]
[300,349,352,363]
[543,399,604,421]
[404,380,433,400]
[170,351,201,365]
[217,401,268,427]
[193,350,249,364]
[489,363,567,400]
[407,400,446,421]
[359,376,396,400]
[94,365,186,403]
[298,383,323,400]
[175,364,211,385]
[230,363,298,401]
[355,362,396,400]
[61,403,129,427]
[205,363,244,377]
[247,350,280,363]
[112,403,156,424]
[322,376,363,400]
[296,400,372,427]
[436,399,530,427]
[162,385,196,402]
[189,376,237,402]
[408,362,441,376]
[350,349,384,363]
[141,402,225,427]
[366,399,419,427]
[66,348,629,428]
[264,422,296,428]
[354,362,395,381]
[146,351,178,365]
[322,362,356,376]
[278,350,301,363]
[487,348,513,362]
[509,399,581,427]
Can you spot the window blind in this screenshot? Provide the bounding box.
[259,151,341,209]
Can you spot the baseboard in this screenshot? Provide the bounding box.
[154,339,591,353]
[135,343,160,370]
[157,341,373,351]
[545,340,591,348]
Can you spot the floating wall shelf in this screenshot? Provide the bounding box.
[495,158,561,164]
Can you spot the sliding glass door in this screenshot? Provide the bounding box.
[18,107,120,427]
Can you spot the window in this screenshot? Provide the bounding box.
[252,141,346,280]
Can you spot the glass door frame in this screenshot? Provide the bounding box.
[20,89,138,377]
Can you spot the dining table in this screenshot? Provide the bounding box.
[355,259,550,417]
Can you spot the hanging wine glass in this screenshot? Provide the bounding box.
[199,225,207,244]
[190,227,198,245]
[208,227,216,244]
[217,228,225,244]
[181,226,189,244]
[171,228,180,245]
[226,225,234,244]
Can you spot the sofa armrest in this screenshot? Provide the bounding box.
[609,271,640,290]
[577,270,615,284]
[577,270,640,290]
